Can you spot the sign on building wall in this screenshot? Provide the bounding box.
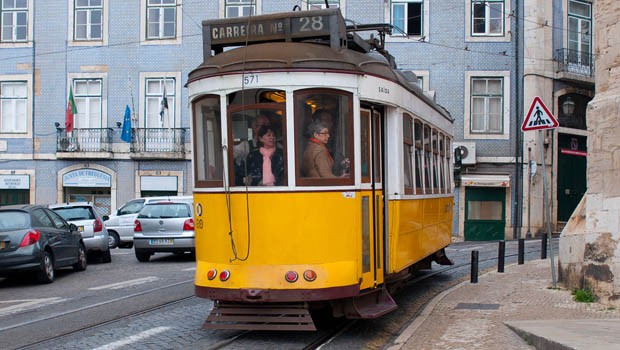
[140,176,178,191]
[62,169,111,188]
[0,175,30,189]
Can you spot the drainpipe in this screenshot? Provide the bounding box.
[513,0,523,239]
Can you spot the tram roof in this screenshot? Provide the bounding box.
[188,8,452,121]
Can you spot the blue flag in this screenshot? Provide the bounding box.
[120,105,132,143]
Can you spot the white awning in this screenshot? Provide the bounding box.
[461,174,510,187]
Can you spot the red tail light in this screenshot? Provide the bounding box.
[183,218,194,231]
[219,270,230,281]
[20,230,41,247]
[285,271,298,283]
[134,220,142,232]
[93,218,103,232]
[207,269,217,280]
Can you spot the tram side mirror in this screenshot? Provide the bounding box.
[453,146,463,187]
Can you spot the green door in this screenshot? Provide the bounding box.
[464,187,506,241]
[557,134,587,221]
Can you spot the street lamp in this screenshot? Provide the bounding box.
[562,96,576,116]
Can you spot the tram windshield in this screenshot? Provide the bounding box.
[192,88,354,188]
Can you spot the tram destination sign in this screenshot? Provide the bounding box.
[202,8,346,54]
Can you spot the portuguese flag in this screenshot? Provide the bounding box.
[65,86,77,132]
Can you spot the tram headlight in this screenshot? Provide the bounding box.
[303,270,317,282]
[285,271,298,283]
[207,269,217,280]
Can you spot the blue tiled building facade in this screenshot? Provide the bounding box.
[0,1,593,240]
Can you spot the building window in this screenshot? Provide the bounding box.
[471,0,504,36]
[391,0,423,36]
[146,0,176,39]
[471,77,503,133]
[145,78,175,128]
[0,81,27,133]
[568,0,591,66]
[72,79,102,128]
[74,0,102,41]
[225,0,255,18]
[1,0,28,43]
[308,0,339,9]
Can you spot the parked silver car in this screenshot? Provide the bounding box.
[133,199,194,262]
[105,196,193,248]
[49,202,111,263]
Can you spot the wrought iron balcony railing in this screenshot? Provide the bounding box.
[555,48,595,77]
[129,128,187,154]
[56,128,114,153]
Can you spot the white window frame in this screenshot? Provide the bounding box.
[0,0,32,48]
[385,0,429,42]
[67,72,108,129]
[464,71,510,140]
[139,72,181,128]
[0,74,31,138]
[68,0,108,46]
[72,78,102,128]
[221,0,259,18]
[567,0,591,62]
[140,0,182,45]
[306,0,340,10]
[466,0,511,42]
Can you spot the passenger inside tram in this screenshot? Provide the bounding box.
[311,109,349,176]
[243,125,285,186]
[302,121,349,178]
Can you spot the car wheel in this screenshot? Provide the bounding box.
[36,250,55,284]
[135,248,151,262]
[108,232,120,249]
[101,249,112,263]
[73,243,87,271]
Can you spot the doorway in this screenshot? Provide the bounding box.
[464,186,506,241]
[557,133,587,222]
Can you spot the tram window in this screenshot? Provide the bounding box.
[446,138,453,191]
[423,125,432,194]
[372,111,382,183]
[230,107,287,186]
[439,133,446,193]
[361,110,371,183]
[403,114,414,194]
[192,95,223,187]
[295,89,353,186]
[414,120,423,194]
[432,129,439,194]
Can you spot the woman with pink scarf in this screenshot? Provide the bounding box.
[244,125,285,186]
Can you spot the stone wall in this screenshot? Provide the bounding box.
[559,0,620,306]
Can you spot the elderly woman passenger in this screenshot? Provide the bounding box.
[301,121,339,178]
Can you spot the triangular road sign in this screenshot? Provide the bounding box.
[522,96,558,131]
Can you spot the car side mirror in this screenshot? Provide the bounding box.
[69,223,78,232]
[102,215,109,221]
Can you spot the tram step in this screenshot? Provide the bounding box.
[342,287,397,319]
[203,302,317,331]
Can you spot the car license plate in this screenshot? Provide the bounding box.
[78,226,84,232]
[149,238,173,245]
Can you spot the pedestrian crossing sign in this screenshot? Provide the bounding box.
[522,96,558,131]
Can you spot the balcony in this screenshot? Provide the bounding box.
[55,127,188,160]
[129,128,188,160]
[56,128,114,159]
[555,48,595,84]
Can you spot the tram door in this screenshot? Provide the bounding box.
[359,108,384,289]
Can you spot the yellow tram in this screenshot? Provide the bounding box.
[188,8,454,331]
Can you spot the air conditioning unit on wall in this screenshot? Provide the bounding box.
[453,142,476,165]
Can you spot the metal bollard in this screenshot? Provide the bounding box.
[471,250,479,283]
[498,240,505,273]
[518,238,525,265]
[541,234,547,259]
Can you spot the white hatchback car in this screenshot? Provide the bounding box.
[49,202,111,263]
